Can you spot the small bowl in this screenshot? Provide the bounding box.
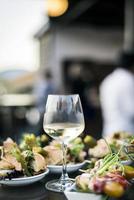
[64,184,102,200]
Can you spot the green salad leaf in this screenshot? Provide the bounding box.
[69,143,84,157]
[19,133,40,150]
[11,148,34,176]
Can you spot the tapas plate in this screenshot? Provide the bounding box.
[0,169,49,186]
[64,184,102,200]
[48,161,86,174]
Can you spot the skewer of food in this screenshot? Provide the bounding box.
[75,147,134,198]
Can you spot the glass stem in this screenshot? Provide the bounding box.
[60,142,69,186]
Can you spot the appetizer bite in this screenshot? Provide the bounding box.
[0,137,47,180]
[44,137,87,165]
[89,132,132,161]
[76,148,134,198]
[20,133,87,165]
[124,135,134,161]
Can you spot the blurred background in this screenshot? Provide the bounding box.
[0,0,134,141]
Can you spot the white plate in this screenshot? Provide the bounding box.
[0,169,49,186]
[48,161,86,174]
[64,184,102,200]
[65,191,102,200]
[121,160,132,165]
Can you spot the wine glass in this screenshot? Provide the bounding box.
[43,94,85,192]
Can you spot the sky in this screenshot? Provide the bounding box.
[0,0,48,72]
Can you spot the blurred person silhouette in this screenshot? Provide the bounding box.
[33,69,57,134]
[100,51,134,137]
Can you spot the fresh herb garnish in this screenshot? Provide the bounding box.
[96,140,124,176]
[11,148,34,176]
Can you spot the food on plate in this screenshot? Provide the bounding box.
[89,132,132,160]
[83,135,97,148]
[19,133,42,150]
[103,181,124,198]
[75,147,132,198]
[32,152,46,173]
[123,165,134,179]
[44,137,86,165]
[32,146,48,157]
[44,145,63,165]
[19,133,49,151]
[0,132,97,179]
[123,135,134,161]
[89,139,110,158]
[20,133,102,166]
[19,133,87,165]
[67,137,87,163]
[3,138,18,153]
[0,137,47,180]
[127,136,134,145]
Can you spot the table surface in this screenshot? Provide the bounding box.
[0,173,134,200]
[0,174,68,200]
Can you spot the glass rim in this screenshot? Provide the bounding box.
[47,94,80,97]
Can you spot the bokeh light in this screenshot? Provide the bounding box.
[47,0,68,17]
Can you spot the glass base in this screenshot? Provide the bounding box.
[45,179,74,193]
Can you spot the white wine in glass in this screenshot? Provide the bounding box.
[43,94,85,192]
[44,123,84,143]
